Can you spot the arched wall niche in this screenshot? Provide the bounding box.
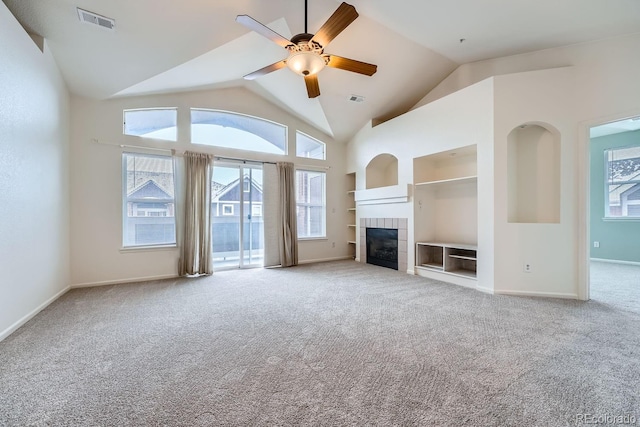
[366,153,398,189]
[507,122,561,223]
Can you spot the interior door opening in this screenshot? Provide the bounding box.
[587,116,640,312]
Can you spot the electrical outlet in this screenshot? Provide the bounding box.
[523,263,532,273]
[593,241,600,248]
[332,242,336,248]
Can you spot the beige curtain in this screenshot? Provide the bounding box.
[277,162,298,267]
[262,163,280,267]
[179,151,213,276]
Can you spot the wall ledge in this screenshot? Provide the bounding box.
[355,184,412,205]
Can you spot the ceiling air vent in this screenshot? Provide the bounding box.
[348,94,365,103]
[77,8,115,31]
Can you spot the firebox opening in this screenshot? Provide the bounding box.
[366,228,399,270]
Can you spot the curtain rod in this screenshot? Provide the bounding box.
[92,139,330,170]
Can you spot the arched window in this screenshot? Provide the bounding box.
[191,109,287,155]
[123,108,177,141]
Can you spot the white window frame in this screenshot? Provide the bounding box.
[222,204,234,216]
[190,108,288,155]
[122,152,177,249]
[604,144,640,220]
[296,169,327,239]
[296,131,326,160]
[123,108,178,142]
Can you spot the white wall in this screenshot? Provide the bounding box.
[0,3,70,339]
[350,33,640,299]
[493,67,578,298]
[347,79,495,288]
[413,33,640,111]
[70,88,347,286]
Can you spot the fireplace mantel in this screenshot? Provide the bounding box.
[354,184,412,205]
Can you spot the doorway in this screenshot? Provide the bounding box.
[211,163,264,269]
[587,116,640,309]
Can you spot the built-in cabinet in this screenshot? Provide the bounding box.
[346,172,357,257]
[413,145,478,287]
[415,242,477,279]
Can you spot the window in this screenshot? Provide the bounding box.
[252,204,262,217]
[296,170,326,238]
[123,153,176,247]
[222,204,234,216]
[123,108,177,141]
[296,131,326,160]
[605,145,640,218]
[191,109,287,155]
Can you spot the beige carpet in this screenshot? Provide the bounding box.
[1,260,639,426]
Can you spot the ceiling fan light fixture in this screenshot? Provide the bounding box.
[286,51,326,76]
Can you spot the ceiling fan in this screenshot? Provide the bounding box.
[236,1,377,98]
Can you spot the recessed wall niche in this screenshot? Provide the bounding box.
[366,153,398,189]
[507,123,560,223]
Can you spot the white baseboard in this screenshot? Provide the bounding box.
[591,258,640,267]
[476,285,494,295]
[406,268,415,275]
[71,274,179,288]
[298,256,353,265]
[0,285,70,342]
[494,289,578,299]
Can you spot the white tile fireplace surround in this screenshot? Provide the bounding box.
[360,218,408,272]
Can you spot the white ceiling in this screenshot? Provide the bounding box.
[4,0,640,143]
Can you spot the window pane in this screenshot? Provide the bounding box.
[123,153,176,247]
[123,109,177,141]
[605,145,640,218]
[296,131,326,160]
[296,170,326,238]
[191,109,286,155]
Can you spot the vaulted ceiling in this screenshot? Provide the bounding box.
[4,0,640,143]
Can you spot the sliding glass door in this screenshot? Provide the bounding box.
[211,163,264,269]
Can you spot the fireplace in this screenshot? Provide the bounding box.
[366,228,399,270]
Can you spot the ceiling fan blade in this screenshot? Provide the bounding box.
[236,15,292,48]
[310,2,358,48]
[304,75,320,98]
[243,60,287,80]
[326,55,377,76]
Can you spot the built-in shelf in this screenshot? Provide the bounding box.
[414,175,477,188]
[419,262,443,270]
[448,254,477,261]
[347,172,356,258]
[415,242,477,284]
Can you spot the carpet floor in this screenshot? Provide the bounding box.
[1,260,639,426]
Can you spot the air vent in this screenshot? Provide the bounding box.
[77,8,115,31]
[348,94,365,103]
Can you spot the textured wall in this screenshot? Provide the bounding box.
[0,3,70,338]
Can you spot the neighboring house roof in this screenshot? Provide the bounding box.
[212,175,263,202]
[620,183,640,202]
[128,180,173,200]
